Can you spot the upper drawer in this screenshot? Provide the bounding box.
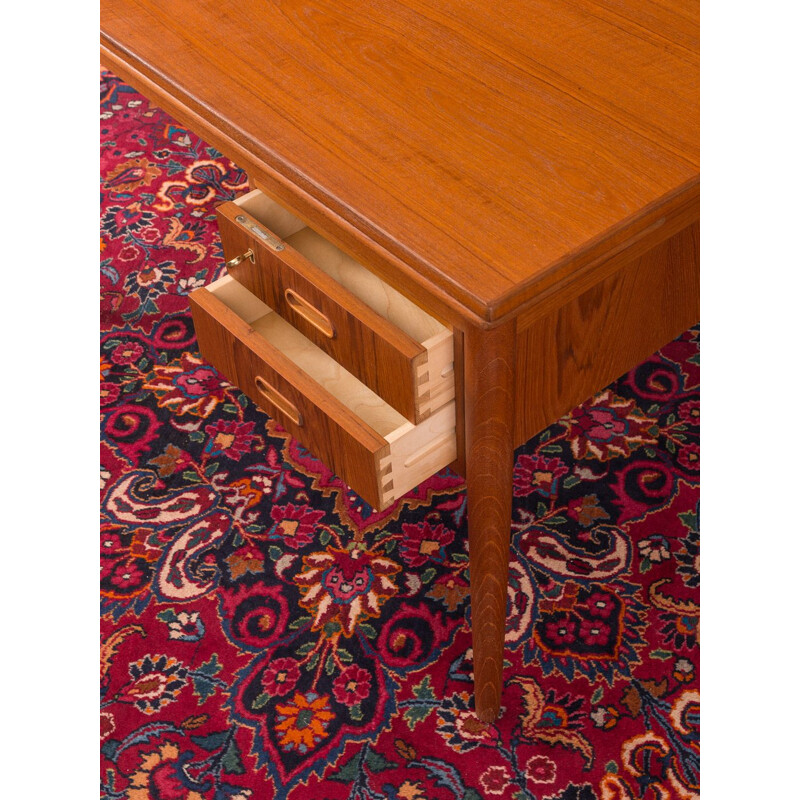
[216,189,454,424]
[189,275,457,511]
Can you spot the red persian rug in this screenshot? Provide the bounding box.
[100,70,699,800]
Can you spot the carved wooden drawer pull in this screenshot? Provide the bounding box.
[284,288,336,339]
[254,375,303,426]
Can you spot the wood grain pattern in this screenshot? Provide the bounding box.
[217,199,431,422]
[101,0,698,323]
[514,221,699,443]
[464,320,517,722]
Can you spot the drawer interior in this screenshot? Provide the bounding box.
[210,276,409,438]
[236,191,451,352]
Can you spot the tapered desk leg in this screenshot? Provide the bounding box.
[464,319,517,723]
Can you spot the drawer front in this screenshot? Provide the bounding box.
[217,199,427,422]
[189,278,456,510]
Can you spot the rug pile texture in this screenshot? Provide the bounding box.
[100,70,700,800]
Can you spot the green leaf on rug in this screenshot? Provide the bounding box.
[191,731,228,751]
[329,752,361,783]
[540,444,563,455]
[404,703,434,731]
[192,654,223,702]
[413,676,435,700]
[649,649,673,660]
[365,749,395,773]
[221,738,246,775]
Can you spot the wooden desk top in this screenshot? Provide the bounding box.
[101,0,698,325]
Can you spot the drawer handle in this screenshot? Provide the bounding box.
[284,288,336,339]
[254,376,303,426]
[225,249,254,269]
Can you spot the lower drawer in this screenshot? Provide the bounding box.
[189,275,457,510]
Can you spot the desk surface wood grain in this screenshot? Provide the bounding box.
[101,0,698,324]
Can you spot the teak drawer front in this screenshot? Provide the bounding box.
[216,190,454,423]
[189,275,457,511]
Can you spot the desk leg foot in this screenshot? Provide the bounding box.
[464,320,516,723]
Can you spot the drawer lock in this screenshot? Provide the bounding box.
[235,214,285,251]
[225,249,254,269]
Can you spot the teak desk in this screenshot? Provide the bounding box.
[101,0,699,722]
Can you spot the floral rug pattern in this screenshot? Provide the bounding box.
[100,70,699,800]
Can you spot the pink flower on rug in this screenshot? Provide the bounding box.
[117,244,142,263]
[262,658,301,697]
[138,225,163,244]
[545,616,577,645]
[333,665,371,706]
[100,382,121,406]
[110,559,145,589]
[134,265,166,289]
[678,399,700,425]
[526,755,557,784]
[586,591,614,619]
[480,765,511,795]
[204,419,261,460]
[513,454,569,498]
[580,619,612,647]
[678,443,700,471]
[399,521,455,567]
[100,528,125,555]
[268,504,325,550]
[111,341,144,365]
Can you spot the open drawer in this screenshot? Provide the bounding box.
[216,189,454,424]
[189,275,457,511]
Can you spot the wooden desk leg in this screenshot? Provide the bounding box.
[464,319,517,722]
